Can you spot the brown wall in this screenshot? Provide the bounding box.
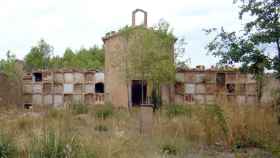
[104,36,129,107]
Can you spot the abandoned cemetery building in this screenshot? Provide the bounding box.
[18,9,279,108]
[22,70,104,108]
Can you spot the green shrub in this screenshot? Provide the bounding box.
[94,125,109,132]
[0,133,17,158]
[160,144,177,155]
[95,105,113,120]
[199,104,229,146]
[28,130,83,158]
[165,104,192,118]
[69,103,89,115]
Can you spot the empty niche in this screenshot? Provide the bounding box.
[54,73,64,83]
[32,94,42,105]
[43,83,52,94]
[74,84,83,93]
[32,72,42,82]
[216,73,226,86]
[23,84,32,93]
[196,84,206,94]
[85,94,94,105]
[85,84,94,93]
[24,104,32,109]
[226,84,236,94]
[95,82,104,93]
[185,84,195,94]
[64,94,73,105]
[23,94,32,103]
[85,72,94,82]
[74,72,84,83]
[64,84,74,93]
[54,95,63,107]
[175,73,185,82]
[95,72,104,83]
[195,73,206,83]
[43,95,53,105]
[54,83,63,93]
[43,72,52,81]
[32,84,42,93]
[64,73,74,83]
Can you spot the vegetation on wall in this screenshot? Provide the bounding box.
[117,19,182,106]
[205,0,280,102]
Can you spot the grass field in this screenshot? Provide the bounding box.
[0,103,279,158]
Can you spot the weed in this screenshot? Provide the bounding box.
[165,104,192,118]
[94,125,109,132]
[0,133,17,158]
[95,104,113,119]
[69,103,89,115]
[160,144,177,155]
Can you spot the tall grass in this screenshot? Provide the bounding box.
[0,132,17,158]
[0,103,279,157]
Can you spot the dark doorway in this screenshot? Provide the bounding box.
[33,73,42,82]
[95,82,104,93]
[216,73,225,92]
[131,80,147,106]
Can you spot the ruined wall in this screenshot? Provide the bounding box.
[104,35,129,107]
[22,70,104,108]
[175,70,258,105]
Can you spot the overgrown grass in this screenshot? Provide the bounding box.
[69,103,89,115]
[0,132,17,158]
[95,104,113,119]
[165,104,192,118]
[0,103,279,158]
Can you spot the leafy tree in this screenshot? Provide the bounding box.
[62,48,76,68]
[119,20,178,107]
[205,0,280,102]
[0,51,24,105]
[24,39,53,71]
[205,28,271,102]
[234,0,280,78]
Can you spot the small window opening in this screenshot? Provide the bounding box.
[226,84,236,94]
[24,104,32,109]
[95,82,104,93]
[216,73,225,85]
[33,73,42,82]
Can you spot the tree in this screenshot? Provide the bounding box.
[205,0,280,102]
[0,51,24,106]
[234,0,280,78]
[62,48,76,68]
[119,20,178,107]
[24,39,53,71]
[205,28,271,102]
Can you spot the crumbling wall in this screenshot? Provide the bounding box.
[22,70,105,108]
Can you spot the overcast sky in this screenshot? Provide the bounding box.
[0,0,246,67]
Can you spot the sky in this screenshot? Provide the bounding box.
[0,0,246,67]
